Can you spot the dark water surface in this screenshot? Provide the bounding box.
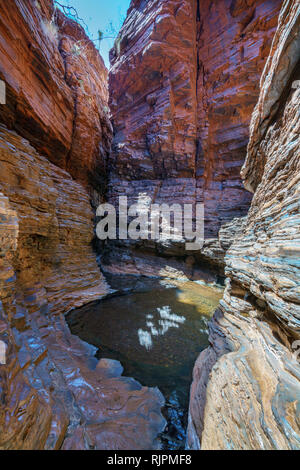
[66,277,223,450]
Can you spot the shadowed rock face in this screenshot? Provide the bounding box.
[109,0,281,237]
[187,0,300,450]
[0,0,112,197]
[0,126,166,450]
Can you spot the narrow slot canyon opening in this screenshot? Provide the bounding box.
[57,0,230,449]
[0,0,299,453]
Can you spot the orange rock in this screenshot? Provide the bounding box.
[0,125,165,450]
[109,0,282,237]
[0,0,112,195]
[187,0,300,450]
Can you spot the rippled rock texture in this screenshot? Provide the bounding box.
[0,126,166,450]
[0,0,165,450]
[0,0,112,197]
[109,0,282,238]
[187,0,300,450]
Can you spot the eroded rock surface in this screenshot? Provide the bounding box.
[0,125,109,312]
[0,0,166,451]
[187,0,300,450]
[101,216,246,283]
[0,126,166,450]
[0,0,112,195]
[109,0,281,238]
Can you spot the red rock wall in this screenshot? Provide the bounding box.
[187,0,300,449]
[0,1,167,451]
[109,0,282,237]
[109,0,198,180]
[0,0,112,196]
[0,126,165,450]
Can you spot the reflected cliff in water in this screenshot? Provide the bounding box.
[66,276,223,449]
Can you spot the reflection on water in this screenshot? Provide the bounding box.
[66,277,223,450]
[138,305,186,351]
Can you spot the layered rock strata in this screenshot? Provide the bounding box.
[187,0,300,450]
[0,0,112,197]
[0,125,166,450]
[0,0,166,450]
[101,216,246,283]
[109,0,282,240]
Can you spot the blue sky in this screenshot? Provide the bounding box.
[59,0,131,68]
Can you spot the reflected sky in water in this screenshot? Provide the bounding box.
[67,277,223,449]
[138,305,186,350]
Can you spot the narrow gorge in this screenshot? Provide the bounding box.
[0,0,299,451]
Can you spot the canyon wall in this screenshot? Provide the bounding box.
[187,0,300,450]
[0,0,165,450]
[109,0,282,240]
[1,0,299,451]
[0,0,112,199]
[0,126,165,450]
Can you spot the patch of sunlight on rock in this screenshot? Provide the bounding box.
[158,265,189,280]
[176,281,224,316]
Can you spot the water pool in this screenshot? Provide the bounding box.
[66,277,223,449]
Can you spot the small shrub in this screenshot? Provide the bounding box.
[114,36,122,56]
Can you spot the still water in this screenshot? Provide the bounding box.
[66,277,223,449]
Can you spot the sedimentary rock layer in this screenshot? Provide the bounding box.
[0,125,166,450]
[0,0,112,195]
[0,125,109,312]
[187,0,300,450]
[109,0,282,237]
[101,217,246,282]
